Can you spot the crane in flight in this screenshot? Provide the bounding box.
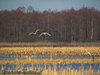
[29,29,40,35]
[38,32,51,37]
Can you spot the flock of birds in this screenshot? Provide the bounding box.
[28,29,51,37]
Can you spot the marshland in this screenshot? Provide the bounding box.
[0,0,100,75]
[0,43,100,75]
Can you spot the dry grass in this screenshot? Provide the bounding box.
[0,46,100,75]
[0,46,100,56]
[41,67,99,75]
[0,58,100,64]
[0,46,100,64]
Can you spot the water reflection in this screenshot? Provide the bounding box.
[0,64,100,74]
[0,54,100,75]
[0,54,95,60]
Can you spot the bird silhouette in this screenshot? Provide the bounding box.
[38,32,51,37]
[29,29,40,35]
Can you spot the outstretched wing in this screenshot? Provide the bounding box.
[35,29,40,34]
[38,33,43,37]
[28,32,34,35]
[46,33,51,36]
[38,32,51,37]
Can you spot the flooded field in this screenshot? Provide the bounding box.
[0,45,100,75]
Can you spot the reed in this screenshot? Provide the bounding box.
[41,66,97,75]
[0,66,100,75]
[0,47,100,56]
[0,46,100,75]
[0,58,100,64]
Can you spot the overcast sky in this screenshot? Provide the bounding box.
[0,0,100,11]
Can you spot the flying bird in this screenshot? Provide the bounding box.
[38,32,51,37]
[29,29,40,35]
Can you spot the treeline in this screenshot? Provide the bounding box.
[0,6,100,42]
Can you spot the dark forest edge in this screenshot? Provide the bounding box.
[0,42,100,47]
[0,6,100,43]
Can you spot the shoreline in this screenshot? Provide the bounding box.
[0,42,100,47]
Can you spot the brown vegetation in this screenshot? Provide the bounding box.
[0,46,100,56]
